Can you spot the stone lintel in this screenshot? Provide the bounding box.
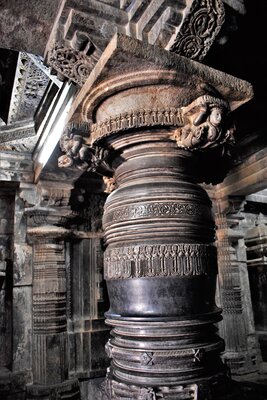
[215,147,267,201]
[0,151,33,183]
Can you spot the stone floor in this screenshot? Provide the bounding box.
[231,363,267,400]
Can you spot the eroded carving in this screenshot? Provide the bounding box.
[91,108,183,142]
[170,0,225,60]
[107,380,198,400]
[47,43,100,86]
[77,193,106,232]
[104,243,216,280]
[105,202,209,224]
[58,122,113,176]
[172,95,235,151]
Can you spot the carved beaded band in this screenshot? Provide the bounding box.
[90,108,184,142]
[104,243,217,280]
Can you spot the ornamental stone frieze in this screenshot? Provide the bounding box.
[0,51,50,153]
[57,34,252,399]
[45,0,226,85]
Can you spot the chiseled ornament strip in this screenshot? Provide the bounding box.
[170,0,225,61]
[91,108,183,142]
[104,243,216,280]
[105,202,210,224]
[108,379,198,399]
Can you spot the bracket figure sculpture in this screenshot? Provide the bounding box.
[173,95,235,152]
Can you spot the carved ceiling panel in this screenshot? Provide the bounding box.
[0,52,50,152]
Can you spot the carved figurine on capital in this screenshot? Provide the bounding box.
[58,122,94,170]
[173,95,235,151]
[58,121,113,175]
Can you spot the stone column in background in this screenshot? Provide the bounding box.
[58,35,253,399]
[0,187,15,397]
[67,190,110,384]
[25,181,79,400]
[245,216,267,361]
[215,198,260,375]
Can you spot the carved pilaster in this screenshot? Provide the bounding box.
[25,181,79,400]
[57,34,253,399]
[214,198,260,375]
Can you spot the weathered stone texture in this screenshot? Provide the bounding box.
[68,234,109,379]
[245,220,267,361]
[12,286,32,372]
[0,192,15,370]
[0,0,62,55]
[0,152,33,183]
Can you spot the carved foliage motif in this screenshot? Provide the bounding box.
[170,0,225,60]
[47,43,99,86]
[105,202,209,224]
[172,95,234,151]
[91,108,183,142]
[104,243,216,280]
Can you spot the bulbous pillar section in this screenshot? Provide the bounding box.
[98,99,231,399]
[59,35,253,399]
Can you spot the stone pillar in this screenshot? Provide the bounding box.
[215,199,260,375]
[67,192,110,381]
[58,35,253,399]
[0,188,15,397]
[26,181,79,400]
[245,218,267,361]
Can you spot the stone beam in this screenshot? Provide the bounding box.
[45,0,226,85]
[0,152,33,183]
[215,147,267,200]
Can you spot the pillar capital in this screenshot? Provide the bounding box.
[58,34,252,185]
[25,180,75,242]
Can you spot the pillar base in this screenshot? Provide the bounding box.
[222,351,258,376]
[26,379,80,400]
[104,313,227,399]
[105,372,233,400]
